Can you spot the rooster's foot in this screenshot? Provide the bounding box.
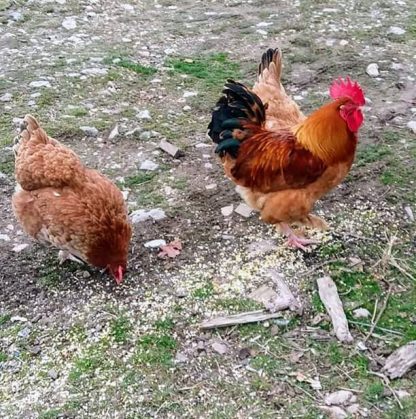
[279,223,319,251]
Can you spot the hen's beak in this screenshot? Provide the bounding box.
[111,265,124,285]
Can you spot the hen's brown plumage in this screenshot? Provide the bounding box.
[208,48,364,250]
[12,115,132,283]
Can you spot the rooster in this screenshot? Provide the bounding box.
[208,48,365,250]
[12,115,132,284]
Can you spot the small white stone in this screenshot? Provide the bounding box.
[339,40,349,46]
[62,17,77,30]
[183,105,191,111]
[235,203,253,218]
[144,239,166,248]
[391,62,404,70]
[80,126,98,137]
[205,183,217,190]
[81,68,107,76]
[29,80,51,88]
[406,120,416,134]
[139,160,159,171]
[12,243,29,252]
[353,308,371,318]
[366,63,379,77]
[256,21,272,27]
[221,205,234,217]
[137,110,151,119]
[0,234,11,242]
[108,124,119,140]
[212,341,228,355]
[256,29,268,35]
[0,93,12,102]
[183,91,198,98]
[388,26,406,35]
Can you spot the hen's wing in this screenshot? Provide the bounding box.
[14,115,86,191]
[252,48,305,131]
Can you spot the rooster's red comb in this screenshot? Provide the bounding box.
[329,77,365,106]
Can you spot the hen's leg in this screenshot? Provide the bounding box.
[58,250,84,265]
[279,223,319,251]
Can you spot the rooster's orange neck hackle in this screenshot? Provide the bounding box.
[294,77,365,165]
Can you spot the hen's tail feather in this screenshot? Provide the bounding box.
[258,48,282,86]
[207,80,266,157]
[20,114,48,144]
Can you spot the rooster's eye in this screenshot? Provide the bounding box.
[339,105,345,110]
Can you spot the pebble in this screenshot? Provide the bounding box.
[80,126,98,137]
[144,239,166,248]
[139,160,159,171]
[11,316,27,323]
[125,127,143,137]
[388,26,406,35]
[0,93,12,102]
[137,110,151,119]
[0,234,11,241]
[406,120,416,134]
[174,352,188,363]
[29,345,41,355]
[352,308,371,318]
[221,205,234,217]
[48,369,59,380]
[81,271,91,279]
[139,131,152,141]
[183,105,191,111]
[81,68,107,76]
[62,17,77,30]
[205,183,217,190]
[131,208,167,223]
[175,287,188,298]
[29,80,51,88]
[108,124,119,140]
[211,341,228,355]
[366,63,379,77]
[234,203,253,218]
[18,327,31,339]
[183,91,198,98]
[12,243,29,252]
[404,206,414,222]
[8,11,23,21]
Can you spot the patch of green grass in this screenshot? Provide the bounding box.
[69,323,87,343]
[69,353,103,383]
[251,354,282,374]
[318,241,344,257]
[166,53,240,87]
[356,143,392,167]
[192,282,214,299]
[38,409,62,419]
[124,171,157,187]
[135,333,177,367]
[37,89,59,109]
[352,354,370,378]
[0,313,11,326]
[38,262,61,287]
[66,107,88,117]
[155,318,175,331]
[110,315,131,343]
[0,155,14,175]
[365,381,385,402]
[214,297,262,312]
[0,351,7,362]
[105,57,157,76]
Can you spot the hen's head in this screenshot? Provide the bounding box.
[87,219,132,285]
[330,77,365,133]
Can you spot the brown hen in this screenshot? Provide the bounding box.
[12,115,132,284]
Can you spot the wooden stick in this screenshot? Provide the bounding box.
[349,320,403,336]
[368,371,403,409]
[317,276,353,343]
[382,341,416,379]
[200,310,288,330]
[364,286,392,342]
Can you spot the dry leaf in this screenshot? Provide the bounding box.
[158,239,182,258]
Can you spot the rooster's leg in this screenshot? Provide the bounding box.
[58,250,84,265]
[279,223,319,251]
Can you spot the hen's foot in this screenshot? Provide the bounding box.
[286,234,319,251]
[279,223,319,251]
[58,250,84,265]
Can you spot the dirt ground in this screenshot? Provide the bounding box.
[1,0,416,418]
